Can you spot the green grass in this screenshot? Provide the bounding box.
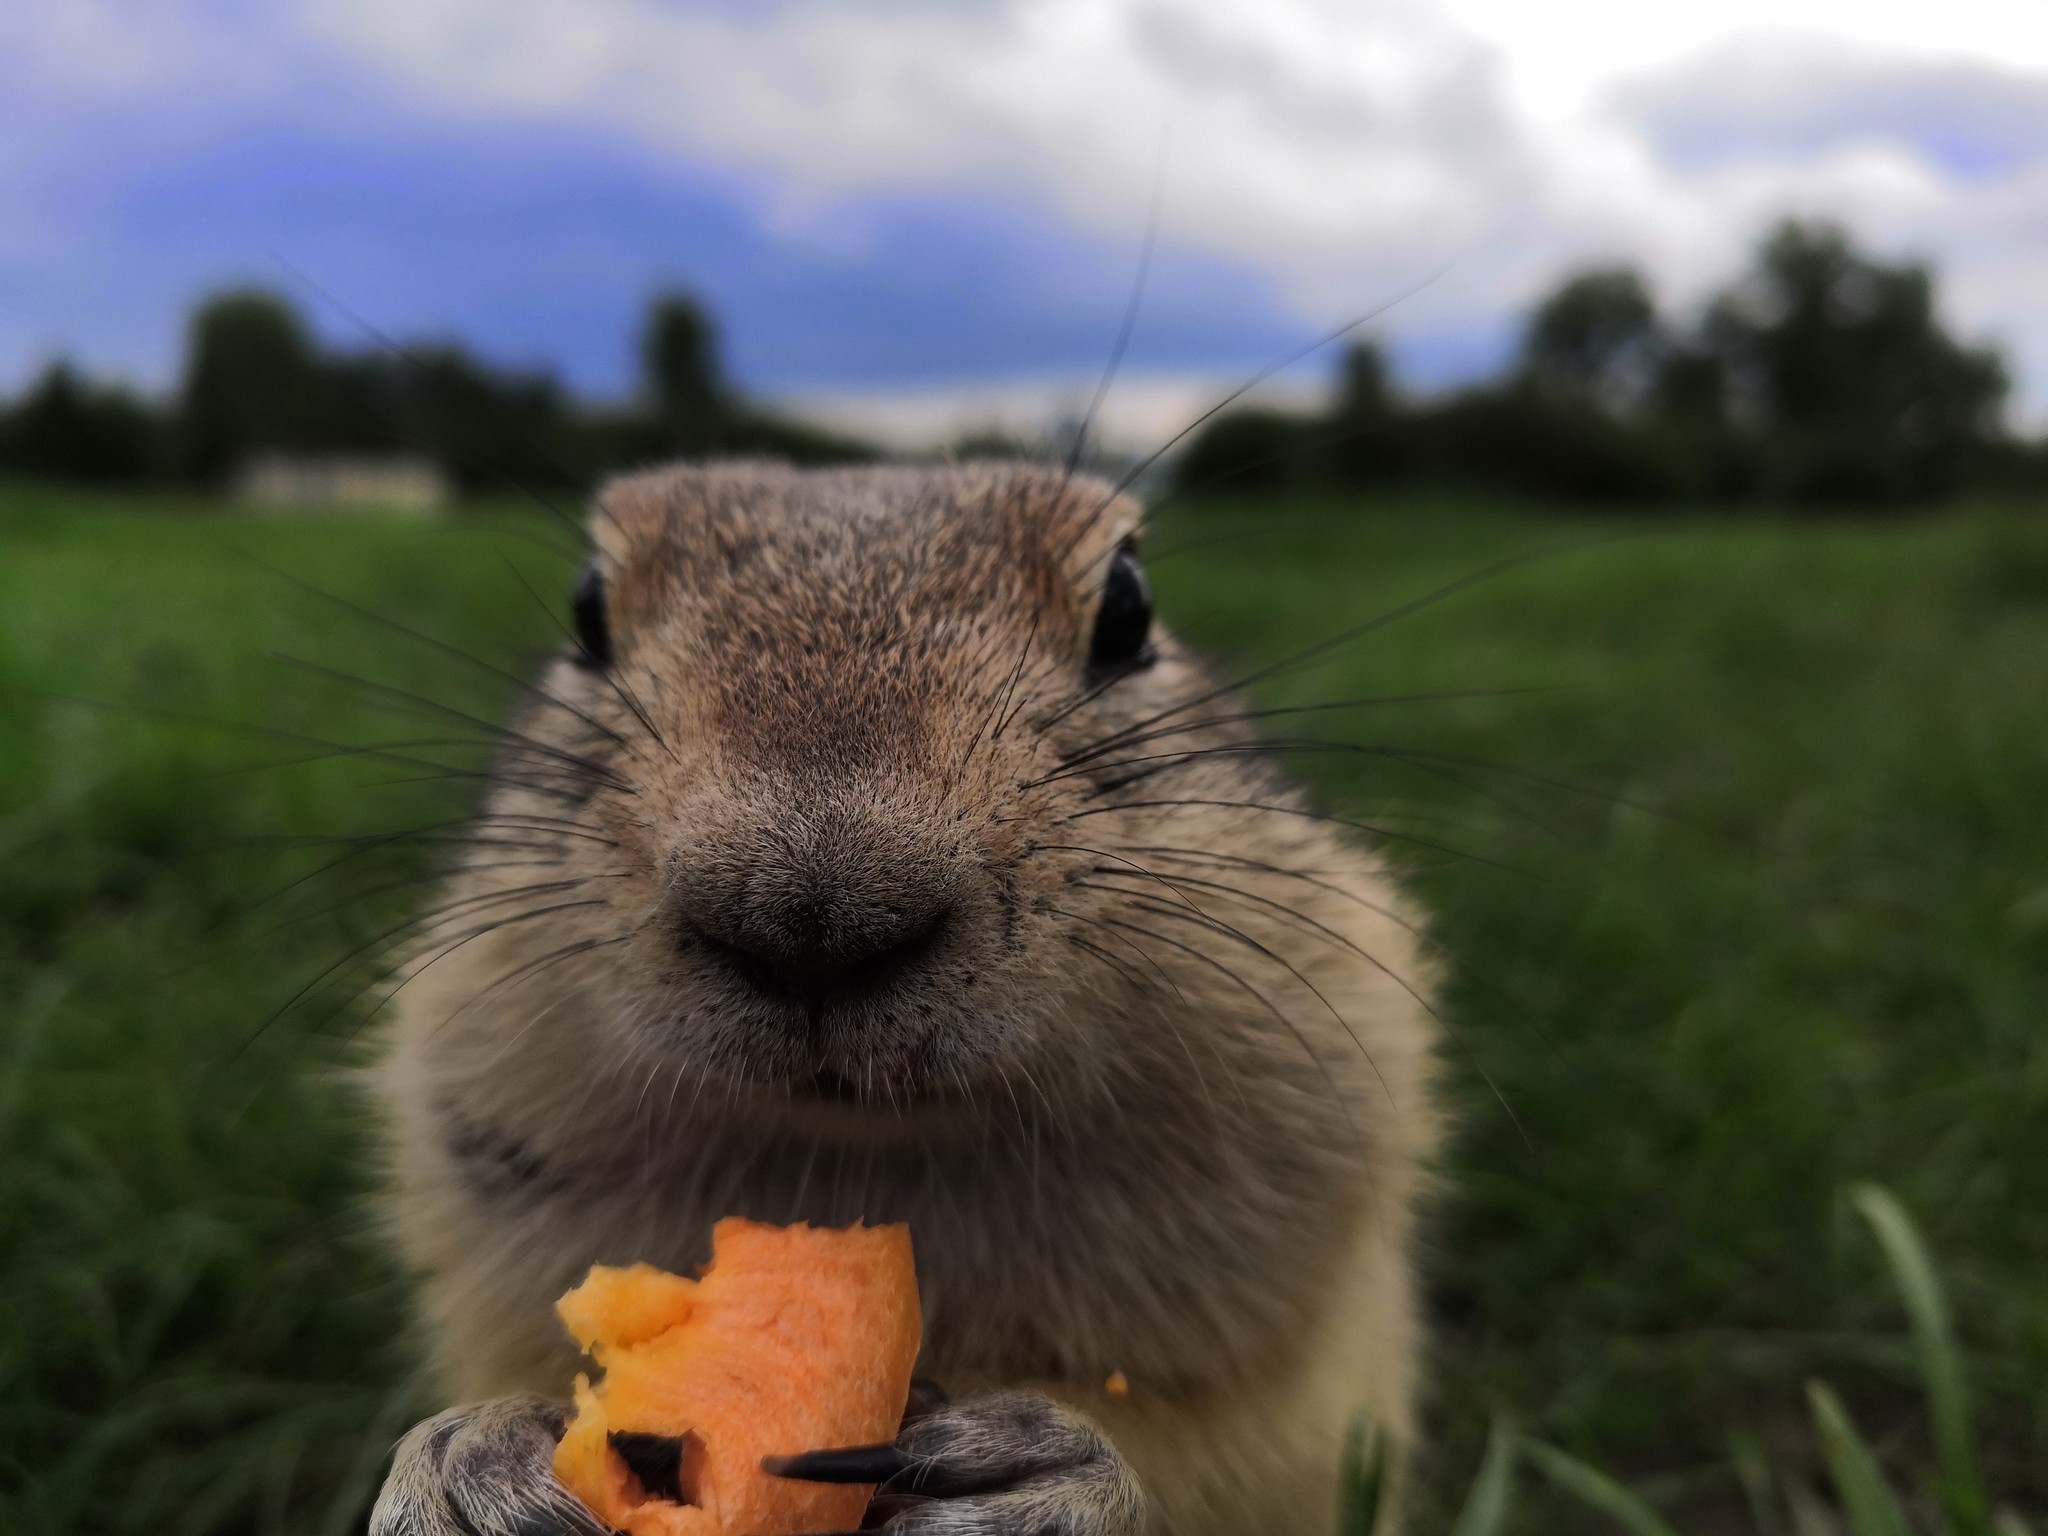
[3,480,2046,1531]
[0,485,582,1532]
[1149,496,2048,1529]
[1354,1187,2029,1536]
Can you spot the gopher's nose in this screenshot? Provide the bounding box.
[699,898,952,1005]
[672,805,968,1009]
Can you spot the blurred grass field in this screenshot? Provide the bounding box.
[2,480,2046,1533]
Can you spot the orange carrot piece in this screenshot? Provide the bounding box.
[554,1219,921,1536]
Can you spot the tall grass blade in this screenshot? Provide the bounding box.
[1849,1183,1988,1535]
[1521,1437,1683,1536]
[1449,1419,1518,1536]
[1729,1427,1784,1536]
[1807,1380,1910,1536]
[1338,1416,1386,1536]
[1786,1473,1846,1536]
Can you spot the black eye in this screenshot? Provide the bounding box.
[1089,546,1154,671]
[572,561,611,669]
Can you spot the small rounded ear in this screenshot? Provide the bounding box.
[582,465,706,637]
[585,473,658,571]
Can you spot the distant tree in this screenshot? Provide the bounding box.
[1520,267,1663,412]
[1327,338,1407,484]
[1705,220,2008,501]
[177,290,330,481]
[947,429,1038,462]
[642,293,732,456]
[1168,409,1322,498]
[1335,339,1396,418]
[311,356,406,454]
[1407,382,1682,502]
[726,411,880,467]
[0,362,163,483]
[1645,328,1758,500]
[1652,341,1732,429]
[1161,224,2028,510]
[384,346,577,495]
[3,285,889,498]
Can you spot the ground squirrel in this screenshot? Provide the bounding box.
[369,461,1440,1535]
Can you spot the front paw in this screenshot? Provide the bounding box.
[371,1396,612,1536]
[772,1390,1144,1535]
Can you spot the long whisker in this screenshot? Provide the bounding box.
[245,813,618,856]
[1041,738,1581,855]
[267,653,637,794]
[500,555,681,764]
[1089,866,1438,1025]
[1054,542,1595,759]
[427,934,636,1038]
[1061,796,1530,874]
[267,249,595,543]
[239,858,586,947]
[319,895,614,1045]
[1057,264,1453,564]
[1050,909,1184,1004]
[1050,686,1568,772]
[239,552,649,763]
[1083,882,1390,1104]
[1063,145,1164,478]
[1114,843,1423,935]
[1083,733,1696,851]
[237,877,610,1053]
[986,612,1043,747]
[1042,841,1209,916]
[1058,927,1228,1119]
[1099,914,1362,1147]
[1063,929,1153,993]
[1029,650,1160,735]
[1118,842,1544,1149]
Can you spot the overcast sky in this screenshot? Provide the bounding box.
[8,0,2048,428]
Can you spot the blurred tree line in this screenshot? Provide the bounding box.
[1173,219,2041,507]
[2,218,2039,507]
[0,290,871,496]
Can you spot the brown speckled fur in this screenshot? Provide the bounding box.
[372,461,1440,1534]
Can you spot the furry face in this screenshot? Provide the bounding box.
[439,461,1228,1113]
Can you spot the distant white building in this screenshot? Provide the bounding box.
[236,453,450,513]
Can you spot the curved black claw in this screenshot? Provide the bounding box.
[763,1378,950,1486]
[764,1443,914,1486]
[769,1391,1143,1536]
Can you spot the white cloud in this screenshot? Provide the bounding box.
[779,370,1324,457]
[293,0,2048,413]
[297,0,1531,300]
[9,0,2045,414]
